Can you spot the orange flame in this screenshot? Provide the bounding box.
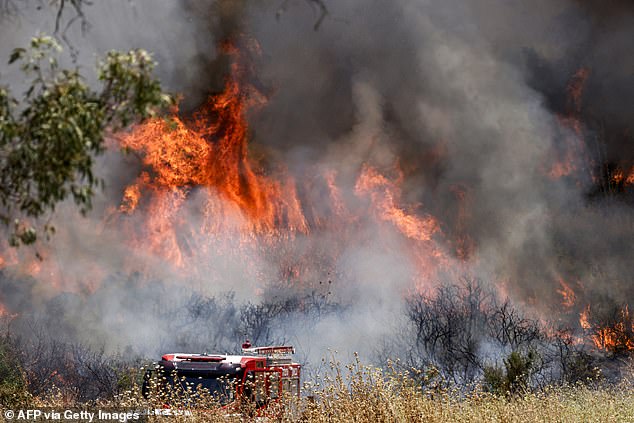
[556,277,576,309]
[0,301,18,319]
[119,40,309,245]
[611,168,625,185]
[354,164,440,242]
[579,304,634,353]
[566,68,589,114]
[112,37,455,288]
[579,305,591,330]
[616,165,634,187]
[626,166,634,186]
[547,68,590,180]
[0,37,457,304]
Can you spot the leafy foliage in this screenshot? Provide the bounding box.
[0,36,170,245]
[484,350,539,396]
[0,335,29,407]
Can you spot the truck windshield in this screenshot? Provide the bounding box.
[140,372,235,406]
[174,375,236,405]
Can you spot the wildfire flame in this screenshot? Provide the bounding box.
[0,300,18,319]
[610,165,634,188]
[557,277,576,309]
[580,305,591,330]
[566,68,589,114]
[113,37,453,288]
[119,63,308,236]
[0,38,628,358]
[354,164,440,242]
[579,304,634,353]
[626,167,634,186]
[547,68,590,180]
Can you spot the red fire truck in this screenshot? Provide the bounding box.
[142,341,301,411]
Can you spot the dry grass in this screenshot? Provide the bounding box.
[14,357,634,422]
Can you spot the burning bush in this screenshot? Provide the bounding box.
[580,303,634,355]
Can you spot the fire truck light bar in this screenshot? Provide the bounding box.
[242,346,295,356]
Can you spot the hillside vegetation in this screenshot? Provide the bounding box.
[4,357,633,422]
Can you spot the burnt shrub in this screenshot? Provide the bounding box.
[405,281,492,384]
[6,320,145,402]
[401,279,598,389]
[553,329,603,384]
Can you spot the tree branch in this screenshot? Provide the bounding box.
[277,0,329,31]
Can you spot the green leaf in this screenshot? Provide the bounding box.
[0,35,170,247]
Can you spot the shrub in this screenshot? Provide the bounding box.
[484,350,539,396]
[0,336,29,407]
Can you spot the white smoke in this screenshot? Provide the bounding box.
[0,0,632,367]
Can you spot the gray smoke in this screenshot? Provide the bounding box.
[0,0,633,366]
[245,0,634,320]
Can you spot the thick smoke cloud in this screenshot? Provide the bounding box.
[245,0,633,314]
[0,0,632,364]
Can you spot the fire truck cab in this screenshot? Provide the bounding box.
[142,342,300,411]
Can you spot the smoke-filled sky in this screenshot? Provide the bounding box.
[0,0,632,362]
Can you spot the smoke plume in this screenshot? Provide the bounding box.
[0,0,632,365]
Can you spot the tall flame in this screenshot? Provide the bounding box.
[120,42,308,237]
[0,38,629,358]
[354,164,439,242]
[557,277,576,309]
[547,68,590,180]
[113,38,453,289]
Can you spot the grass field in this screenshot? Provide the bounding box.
[11,360,634,422]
